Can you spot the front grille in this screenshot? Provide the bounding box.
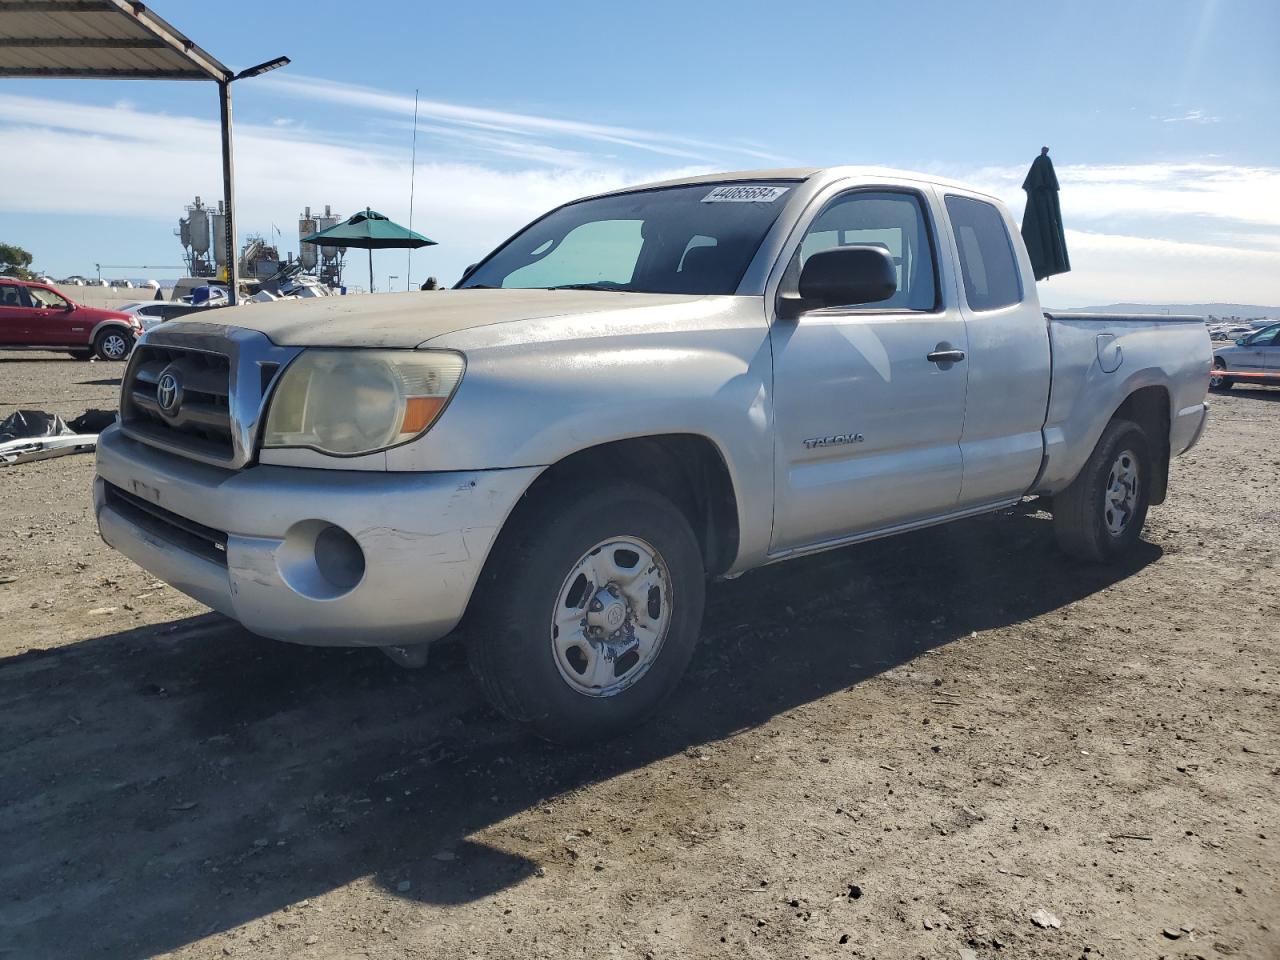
[103,482,228,566]
[120,345,234,461]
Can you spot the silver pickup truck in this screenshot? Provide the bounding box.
[94,167,1211,741]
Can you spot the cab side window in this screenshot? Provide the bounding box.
[944,195,1023,311]
[797,190,938,311]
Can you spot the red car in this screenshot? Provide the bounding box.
[0,278,142,361]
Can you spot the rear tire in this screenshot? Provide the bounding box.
[1208,359,1233,391]
[1052,418,1151,563]
[467,482,705,744]
[93,328,133,362]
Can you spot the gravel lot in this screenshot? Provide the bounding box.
[1,351,1276,960]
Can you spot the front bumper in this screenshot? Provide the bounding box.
[94,424,540,647]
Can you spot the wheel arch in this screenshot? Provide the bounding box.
[89,319,135,345]
[498,433,742,579]
[1109,385,1171,505]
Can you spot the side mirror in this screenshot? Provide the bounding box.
[780,246,897,318]
[1236,338,1246,346]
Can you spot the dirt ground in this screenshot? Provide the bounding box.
[1,351,1277,960]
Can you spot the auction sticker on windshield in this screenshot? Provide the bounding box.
[702,185,791,203]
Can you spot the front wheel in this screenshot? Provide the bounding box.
[1052,418,1151,563]
[93,328,133,361]
[1208,359,1233,391]
[467,482,706,743]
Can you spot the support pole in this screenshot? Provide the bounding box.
[368,248,374,293]
[218,79,239,305]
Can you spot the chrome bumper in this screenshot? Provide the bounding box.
[93,424,539,647]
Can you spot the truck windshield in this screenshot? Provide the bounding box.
[459,182,797,295]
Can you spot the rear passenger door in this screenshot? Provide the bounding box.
[0,282,35,345]
[0,281,24,345]
[939,192,1052,508]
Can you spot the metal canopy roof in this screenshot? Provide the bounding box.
[0,0,230,81]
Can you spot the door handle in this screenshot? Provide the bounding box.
[927,349,966,364]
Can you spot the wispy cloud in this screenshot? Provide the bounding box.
[1152,108,1222,124]
[0,91,703,284]
[258,73,790,167]
[957,161,1280,229]
[2,89,1276,303]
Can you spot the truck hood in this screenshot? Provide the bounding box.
[173,289,710,349]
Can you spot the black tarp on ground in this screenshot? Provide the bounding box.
[0,409,115,443]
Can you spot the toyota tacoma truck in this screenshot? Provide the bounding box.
[94,167,1211,741]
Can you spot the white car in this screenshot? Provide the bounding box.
[114,301,171,332]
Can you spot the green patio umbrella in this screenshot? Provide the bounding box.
[1020,147,1070,281]
[301,208,436,292]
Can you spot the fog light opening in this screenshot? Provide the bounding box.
[314,524,365,590]
[276,520,366,600]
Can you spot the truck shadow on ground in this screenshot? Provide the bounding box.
[0,507,1161,959]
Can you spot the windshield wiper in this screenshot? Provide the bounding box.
[542,282,626,292]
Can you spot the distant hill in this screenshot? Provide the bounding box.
[1049,302,1280,320]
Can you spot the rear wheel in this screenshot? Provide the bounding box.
[1052,418,1151,563]
[467,482,705,743]
[93,327,133,361]
[1208,359,1233,391]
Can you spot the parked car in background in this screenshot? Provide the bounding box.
[115,301,172,332]
[1211,322,1280,390]
[0,278,141,360]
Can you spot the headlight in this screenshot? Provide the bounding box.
[261,349,465,456]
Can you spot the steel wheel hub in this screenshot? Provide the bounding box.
[550,536,672,698]
[1104,449,1140,537]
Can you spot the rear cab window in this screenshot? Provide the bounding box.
[944,195,1023,311]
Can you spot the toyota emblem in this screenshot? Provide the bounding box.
[156,371,182,416]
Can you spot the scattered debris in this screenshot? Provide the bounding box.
[0,409,113,466]
[1030,908,1062,929]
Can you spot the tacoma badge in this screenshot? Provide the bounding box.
[803,433,864,449]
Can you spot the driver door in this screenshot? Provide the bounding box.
[768,187,968,553]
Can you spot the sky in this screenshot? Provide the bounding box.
[1,0,1277,307]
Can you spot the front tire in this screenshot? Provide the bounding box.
[93,328,133,361]
[468,482,706,743]
[1208,359,1233,391]
[1052,418,1151,563]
